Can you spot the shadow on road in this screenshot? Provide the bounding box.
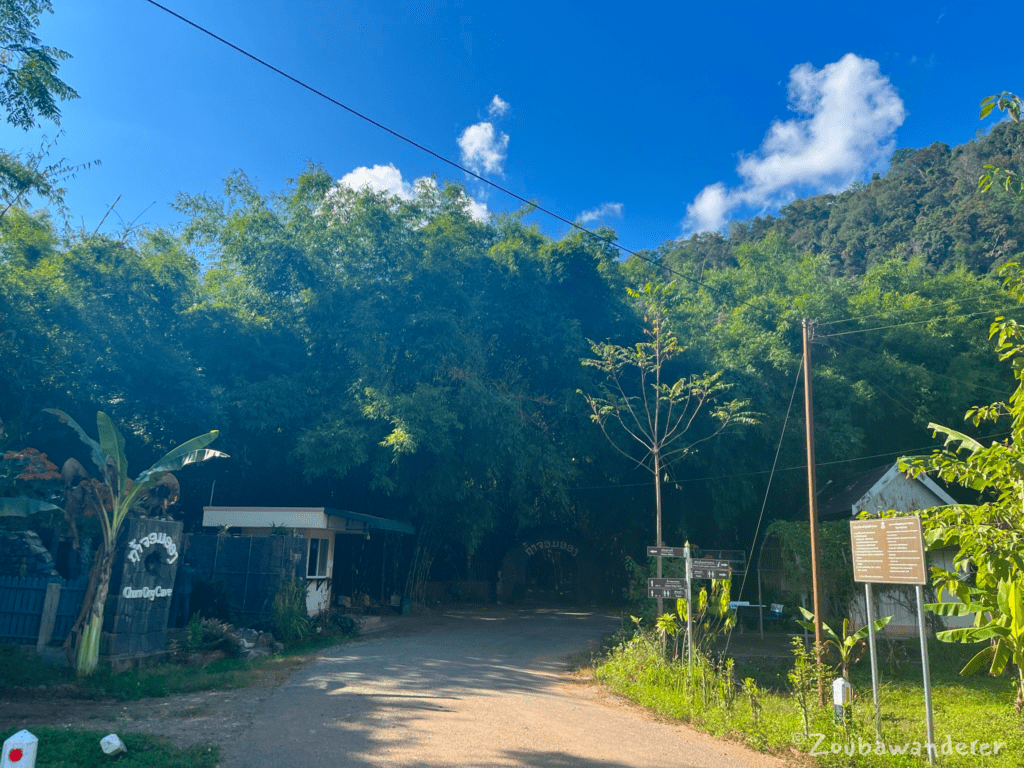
[219,607,623,767]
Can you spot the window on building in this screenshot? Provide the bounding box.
[307,536,330,578]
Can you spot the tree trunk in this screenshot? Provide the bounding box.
[63,541,115,676]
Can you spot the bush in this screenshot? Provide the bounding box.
[325,610,359,638]
[272,575,310,644]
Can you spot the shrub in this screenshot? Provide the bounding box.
[272,575,310,645]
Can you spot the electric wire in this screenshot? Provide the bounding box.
[142,0,782,322]
[827,334,1016,398]
[827,336,926,419]
[817,288,1007,328]
[722,357,803,656]
[139,3,1024,341]
[824,306,1020,337]
[566,432,1011,490]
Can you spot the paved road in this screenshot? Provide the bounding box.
[218,607,789,768]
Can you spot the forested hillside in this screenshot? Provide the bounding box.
[3,118,1022,590]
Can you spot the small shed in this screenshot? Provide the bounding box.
[202,507,415,615]
[758,463,971,636]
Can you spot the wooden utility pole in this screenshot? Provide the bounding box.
[802,319,826,705]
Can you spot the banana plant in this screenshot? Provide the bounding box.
[926,573,1024,712]
[47,409,227,676]
[797,607,893,680]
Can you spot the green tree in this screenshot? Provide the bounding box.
[0,0,86,218]
[901,267,1024,711]
[579,281,753,605]
[979,91,1023,197]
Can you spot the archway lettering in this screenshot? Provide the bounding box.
[522,540,578,558]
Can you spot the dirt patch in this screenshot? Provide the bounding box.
[0,651,309,747]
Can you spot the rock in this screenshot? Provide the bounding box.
[255,632,274,650]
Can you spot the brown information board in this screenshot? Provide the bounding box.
[849,517,928,585]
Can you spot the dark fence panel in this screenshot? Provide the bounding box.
[187,534,306,623]
[52,575,90,644]
[0,574,89,646]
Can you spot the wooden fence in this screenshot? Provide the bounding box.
[0,575,89,647]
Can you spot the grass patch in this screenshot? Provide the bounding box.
[0,645,73,688]
[1,631,357,701]
[596,630,1024,766]
[0,726,218,767]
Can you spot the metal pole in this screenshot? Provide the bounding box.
[865,583,882,744]
[802,319,826,705]
[758,568,764,640]
[916,584,936,764]
[685,544,693,673]
[655,452,664,617]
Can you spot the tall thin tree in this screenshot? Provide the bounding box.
[579,282,754,612]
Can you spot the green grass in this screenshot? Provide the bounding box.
[0,727,218,767]
[1,631,356,701]
[595,632,1024,767]
[0,645,74,688]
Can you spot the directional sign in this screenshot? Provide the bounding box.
[649,588,687,599]
[647,546,687,558]
[648,578,688,589]
[696,549,746,572]
[691,568,731,580]
[690,558,731,570]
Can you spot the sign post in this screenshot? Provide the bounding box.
[850,516,934,764]
[685,544,693,673]
[864,582,882,745]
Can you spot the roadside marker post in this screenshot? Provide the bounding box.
[2,730,37,768]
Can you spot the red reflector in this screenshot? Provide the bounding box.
[9,747,24,761]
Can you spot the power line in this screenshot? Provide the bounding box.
[567,432,1011,489]
[142,0,782,322]
[827,334,1016,398]
[823,306,1020,337]
[141,2,1024,347]
[817,288,1006,327]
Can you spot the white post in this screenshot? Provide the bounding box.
[2,730,38,768]
[916,584,936,764]
[685,544,693,673]
[865,582,882,744]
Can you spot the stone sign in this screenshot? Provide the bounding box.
[100,518,183,663]
[849,516,927,585]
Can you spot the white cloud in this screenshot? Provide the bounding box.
[684,53,906,234]
[466,197,489,222]
[578,202,624,224]
[336,165,488,222]
[457,121,509,175]
[339,163,415,199]
[488,95,511,119]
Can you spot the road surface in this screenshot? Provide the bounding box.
[217,606,790,768]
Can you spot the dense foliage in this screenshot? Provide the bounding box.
[1,29,1022,591]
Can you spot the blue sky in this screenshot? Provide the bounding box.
[21,0,1022,251]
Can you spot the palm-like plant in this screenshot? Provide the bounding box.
[797,606,893,680]
[47,409,227,675]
